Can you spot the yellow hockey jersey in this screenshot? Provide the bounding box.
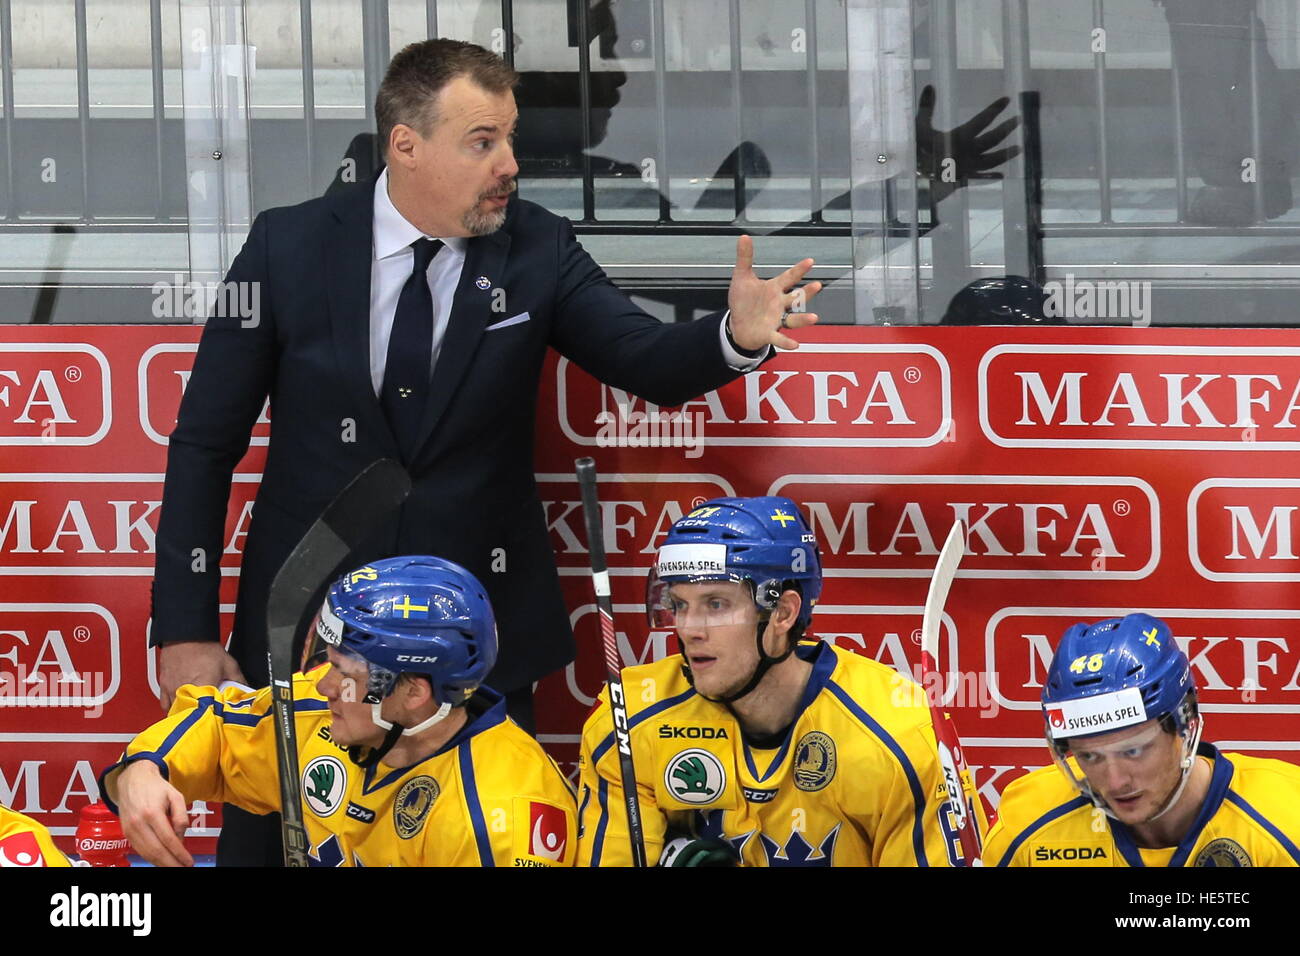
[0,805,71,867]
[577,641,985,867]
[100,671,576,867]
[983,744,1300,867]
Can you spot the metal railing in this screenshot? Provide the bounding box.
[0,0,177,229]
[0,0,852,237]
[3,1,1297,280]
[1029,0,1300,239]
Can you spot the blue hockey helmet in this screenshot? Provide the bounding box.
[648,497,822,703]
[304,555,497,709]
[1041,613,1200,818]
[649,496,822,630]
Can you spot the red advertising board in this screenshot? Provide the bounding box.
[4,324,1299,855]
[532,326,1300,800]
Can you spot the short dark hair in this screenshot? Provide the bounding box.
[375,39,519,157]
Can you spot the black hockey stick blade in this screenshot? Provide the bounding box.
[268,459,411,672]
[266,458,411,866]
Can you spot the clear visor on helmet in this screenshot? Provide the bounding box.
[1046,719,1172,815]
[645,572,762,630]
[302,603,399,704]
[1052,718,1166,763]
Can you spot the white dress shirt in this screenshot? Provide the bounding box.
[369,168,762,395]
[369,167,468,396]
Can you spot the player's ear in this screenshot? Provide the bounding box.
[780,589,802,623]
[769,590,801,636]
[761,590,801,658]
[398,673,434,710]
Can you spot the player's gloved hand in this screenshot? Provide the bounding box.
[113,760,195,867]
[658,835,741,867]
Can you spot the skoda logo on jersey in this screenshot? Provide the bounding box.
[302,756,347,817]
[658,725,730,740]
[1033,845,1109,861]
[394,775,440,839]
[1194,838,1252,867]
[793,732,836,792]
[665,749,726,805]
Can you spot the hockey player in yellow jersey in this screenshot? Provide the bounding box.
[101,556,576,867]
[983,612,1300,867]
[0,805,71,867]
[577,496,984,867]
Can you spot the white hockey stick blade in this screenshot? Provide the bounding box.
[922,521,966,660]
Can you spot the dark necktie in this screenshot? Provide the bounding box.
[381,237,442,459]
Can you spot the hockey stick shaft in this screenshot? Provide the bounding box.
[921,520,983,865]
[575,457,648,868]
[266,458,411,866]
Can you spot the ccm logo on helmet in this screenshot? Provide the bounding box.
[1034,846,1109,861]
[396,654,439,664]
[658,726,730,740]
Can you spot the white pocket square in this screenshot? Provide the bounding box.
[485,311,531,331]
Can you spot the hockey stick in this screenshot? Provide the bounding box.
[575,457,648,867]
[921,520,983,866]
[266,458,411,866]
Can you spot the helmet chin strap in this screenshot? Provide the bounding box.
[347,701,454,769]
[687,615,792,705]
[1144,717,1204,823]
[372,700,453,737]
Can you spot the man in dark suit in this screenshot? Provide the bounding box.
[149,39,819,864]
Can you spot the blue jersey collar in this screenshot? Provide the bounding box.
[359,685,507,794]
[741,641,837,781]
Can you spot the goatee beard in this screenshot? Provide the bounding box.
[463,181,516,236]
[462,205,508,236]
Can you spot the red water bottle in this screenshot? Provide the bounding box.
[75,802,131,866]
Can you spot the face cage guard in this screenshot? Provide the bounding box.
[1045,695,1203,823]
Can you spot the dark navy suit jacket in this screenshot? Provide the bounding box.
[150,173,742,692]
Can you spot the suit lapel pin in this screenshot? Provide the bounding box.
[475,276,491,290]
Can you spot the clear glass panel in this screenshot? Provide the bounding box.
[179,0,253,286]
[0,0,852,322]
[0,0,188,322]
[858,0,1300,327]
[24,0,1300,325]
[848,0,919,324]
